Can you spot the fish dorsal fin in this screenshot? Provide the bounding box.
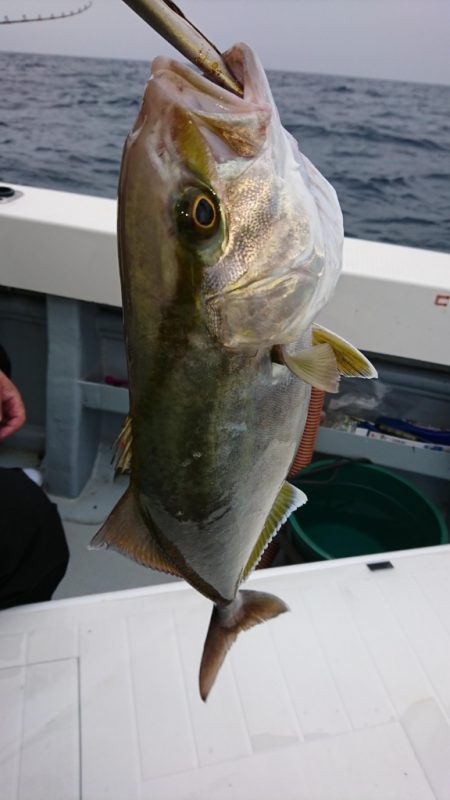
[312,324,378,379]
[89,488,181,577]
[282,343,340,393]
[243,481,307,579]
[114,415,132,473]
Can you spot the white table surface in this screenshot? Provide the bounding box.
[1,546,450,800]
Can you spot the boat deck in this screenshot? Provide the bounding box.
[2,545,450,800]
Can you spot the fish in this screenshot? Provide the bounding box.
[90,25,376,700]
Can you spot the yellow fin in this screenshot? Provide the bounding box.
[89,488,181,577]
[312,324,378,379]
[114,415,132,473]
[282,343,340,393]
[243,481,307,579]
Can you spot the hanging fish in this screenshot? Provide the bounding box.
[91,1,376,700]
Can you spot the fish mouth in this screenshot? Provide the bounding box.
[122,0,243,97]
[147,44,273,160]
[151,53,247,117]
[125,4,273,158]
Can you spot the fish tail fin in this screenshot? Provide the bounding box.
[199,589,288,701]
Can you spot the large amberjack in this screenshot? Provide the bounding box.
[91,43,375,699]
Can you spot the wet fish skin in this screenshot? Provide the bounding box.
[92,43,344,698]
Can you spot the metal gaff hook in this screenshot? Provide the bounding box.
[121,0,244,97]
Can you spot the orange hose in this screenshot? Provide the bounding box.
[289,388,325,478]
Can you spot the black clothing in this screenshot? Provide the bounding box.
[0,468,69,610]
[0,344,11,378]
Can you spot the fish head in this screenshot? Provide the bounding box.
[119,43,343,349]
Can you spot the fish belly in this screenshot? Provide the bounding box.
[133,348,310,602]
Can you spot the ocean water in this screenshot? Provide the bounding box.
[1,51,449,253]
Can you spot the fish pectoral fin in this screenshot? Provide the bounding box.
[243,481,307,579]
[312,324,378,379]
[281,343,340,393]
[113,415,133,473]
[276,327,377,391]
[89,488,181,577]
[199,590,289,701]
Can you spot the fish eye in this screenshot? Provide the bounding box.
[193,195,216,229]
[175,187,221,242]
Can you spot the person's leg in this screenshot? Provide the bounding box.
[0,468,69,610]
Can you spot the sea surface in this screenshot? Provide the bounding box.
[1,51,449,253]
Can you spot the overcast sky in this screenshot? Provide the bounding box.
[1,0,449,84]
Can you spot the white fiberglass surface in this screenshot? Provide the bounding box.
[1,547,450,799]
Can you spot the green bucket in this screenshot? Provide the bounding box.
[290,459,448,561]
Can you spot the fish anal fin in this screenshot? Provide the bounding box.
[312,324,378,379]
[243,481,307,579]
[281,342,340,392]
[89,488,181,577]
[114,415,133,473]
[199,590,288,701]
